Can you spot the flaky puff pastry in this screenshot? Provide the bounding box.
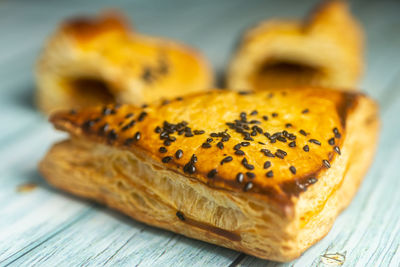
[35,11,213,114]
[227,0,363,91]
[39,88,379,262]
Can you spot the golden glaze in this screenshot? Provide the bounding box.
[50,88,362,207]
[227,0,364,91]
[36,11,213,114]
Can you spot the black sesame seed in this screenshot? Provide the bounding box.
[233,144,241,150]
[303,145,309,152]
[159,147,167,153]
[202,142,212,148]
[246,172,255,179]
[322,159,331,168]
[82,120,95,131]
[244,163,254,170]
[125,113,134,118]
[217,142,224,150]
[98,123,110,134]
[249,120,261,124]
[176,211,185,221]
[194,130,205,135]
[272,112,278,117]
[183,163,196,174]
[162,156,173,163]
[266,171,273,178]
[206,138,213,143]
[102,107,112,116]
[299,129,307,136]
[275,149,287,159]
[262,115,269,121]
[138,111,147,122]
[308,177,318,184]
[164,140,171,146]
[334,146,341,155]
[175,149,183,159]
[107,129,118,141]
[236,172,244,183]
[240,112,247,120]
[190,154,197,163]
[207,169,218,179]
[289,141,296,147]
[309,139,321,146]
[221,156,233,165]
[302,108,309,114]
[250,110,258,116]
[285,123,292,128]
[244,136,254,141]
[328,138,335,145]
[241,142,250,147]
[235,150,245,156]
[264,161,271,169]
[289,166,296,174]
[185,132,194,137]
[154,126,162,133]
[277,136,287,143]
[243,182,253,192]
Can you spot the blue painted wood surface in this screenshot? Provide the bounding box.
[0,0,399,266]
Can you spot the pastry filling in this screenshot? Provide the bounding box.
[252,61,325,90]
[66,77,116,107]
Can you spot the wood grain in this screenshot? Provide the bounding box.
[0,0,399,266]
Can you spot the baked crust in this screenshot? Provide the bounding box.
[39,88,379,261]
[227,0,364,91]
[35,11,213,114]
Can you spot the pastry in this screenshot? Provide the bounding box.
[227,0,363,91]
[39,88,379,262]
[35,11,213,114]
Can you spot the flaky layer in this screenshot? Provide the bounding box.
[227,0,363,91]
[35,11,213,114]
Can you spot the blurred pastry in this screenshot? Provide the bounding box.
[39,87,379,262]
[227,0,363,91]
[36,11,213,114]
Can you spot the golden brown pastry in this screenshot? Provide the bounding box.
[227,0,364,91]
[39,88,379,262]
[35,11,213,114]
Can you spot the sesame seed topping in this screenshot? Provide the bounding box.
[323,159,331,168]
[154,126,162,133]
[202,142,212,148]
[289,141,296,147]
[176,211,185,221]
[333,127,341,138]
[272,112,278,117]
[233,144,241,150]
[138,111,147,122]
[334,146,341,155]
[266,171,274,178]
[250,110,258,115]
[236,172,244,183]
[235,150,245,156]
[328,138,335,145]
[175,149,183,159]
[285,123,292,128]
[206,138,213,143]
[98,123,109,135]
[263,161,271,169]
[107,129,118,142]
[246,172,255,179]
[241,142,250,147]
[207,169,218,179]
[262,115,269,121]
[308,177,318,184]
[299,129,307,136]
[243,182,253,192]
[275,149,287,159]
[194,130,205,135]
[217,142,224,150]
[159,147,167,153]
[220,156,233,165]
[303,145,309,152]
[183,163,196,174]
[309,139,321,145]
[302,108,309,114]
[162,156,172,163]
[125,113,134,118]
[289,166,296,174]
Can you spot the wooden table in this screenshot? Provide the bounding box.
[0,0,399,266]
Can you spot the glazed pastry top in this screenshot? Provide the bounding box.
[50,88,363,206]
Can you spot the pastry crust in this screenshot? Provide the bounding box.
[35,11,213,114]
[39,88,379,262]
[227,0,364,91]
